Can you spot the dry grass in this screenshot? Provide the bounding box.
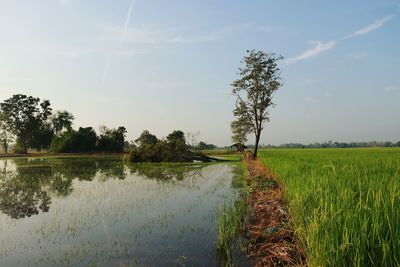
[244,157,306,266]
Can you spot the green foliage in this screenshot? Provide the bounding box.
[135,130,158,146]
[0,94,52,153]
[0,112,14,154]
[97,126,127,152]
[259,148,400,267]
[51,110,74,134]
[30,124,54,151]
[217,162,248,265]
[166,130,185,143]
[197,141,217,150]
[128,130,210,162]
[232,50,283,158]
[50,127,97,153]
[230,116,251,150]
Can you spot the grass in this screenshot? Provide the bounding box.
[217,161,248,265]
[259,148,400,267]
[204,149,243,162]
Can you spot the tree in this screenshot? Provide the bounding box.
[0,112,14,154]
[230,116,251,152]
[51,110,74,134]
[231,50,283,158]
[0,94,52,153]
[97,126,127,152]
[30,124,54,151]
[135,130,158,146]
[197,141,217,150]
[50,127,97,153]
[166,130,185,143]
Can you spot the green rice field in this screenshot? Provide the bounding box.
[259,148,400,267]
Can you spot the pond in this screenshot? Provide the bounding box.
[0,156,248,266]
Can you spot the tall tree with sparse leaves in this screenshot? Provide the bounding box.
[232,50,283,158]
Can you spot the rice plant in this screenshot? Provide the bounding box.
[259,148,400,267]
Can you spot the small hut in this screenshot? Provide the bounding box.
[228,143,247,152]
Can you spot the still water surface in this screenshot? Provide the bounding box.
[0,156,245,266]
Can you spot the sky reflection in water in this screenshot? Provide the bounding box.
[0,156,243,266]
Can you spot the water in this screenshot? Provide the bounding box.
[0,156,247,266]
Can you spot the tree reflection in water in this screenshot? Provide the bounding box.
[0,157,126,219]
[0,157,207,219]
[126,163,205,181]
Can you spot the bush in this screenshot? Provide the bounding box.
[128,130,206,163]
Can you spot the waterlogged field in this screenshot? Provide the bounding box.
[0,156,247,266]
[259,148,400,267]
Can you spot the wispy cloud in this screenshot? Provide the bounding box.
[348,15,393,38]
[287,15,393,65]
[384,85,400,92]
[286,41,336,64]
[57,21,279,61]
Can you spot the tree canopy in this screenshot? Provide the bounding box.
[135,130,159,146]
[97,126,127,152]
[51,110,74,134]
[0,94,129,154]
[197,141,217,150]
[0,94,52,153]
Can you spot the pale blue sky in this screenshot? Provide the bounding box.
[0,0,399,145]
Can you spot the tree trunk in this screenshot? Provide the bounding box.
[253,130,261,159]
[17,137,28,154]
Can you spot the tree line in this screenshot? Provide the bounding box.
[0,94,126,154]
[264,141,400,149]
[0,94,217,162]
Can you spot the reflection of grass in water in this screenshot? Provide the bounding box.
[217,161,248,266]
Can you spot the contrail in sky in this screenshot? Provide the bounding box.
[121,0,135,41]
[101,0,136,85]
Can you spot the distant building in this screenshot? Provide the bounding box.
[228,143,247,152]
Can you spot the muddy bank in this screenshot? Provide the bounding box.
[243,156,306,266]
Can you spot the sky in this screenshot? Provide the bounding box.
[0,0,399,146]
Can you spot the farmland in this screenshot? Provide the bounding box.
[259,148,400,266]
[0,156,249,266]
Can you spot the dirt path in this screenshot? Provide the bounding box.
[243,156,306,266]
